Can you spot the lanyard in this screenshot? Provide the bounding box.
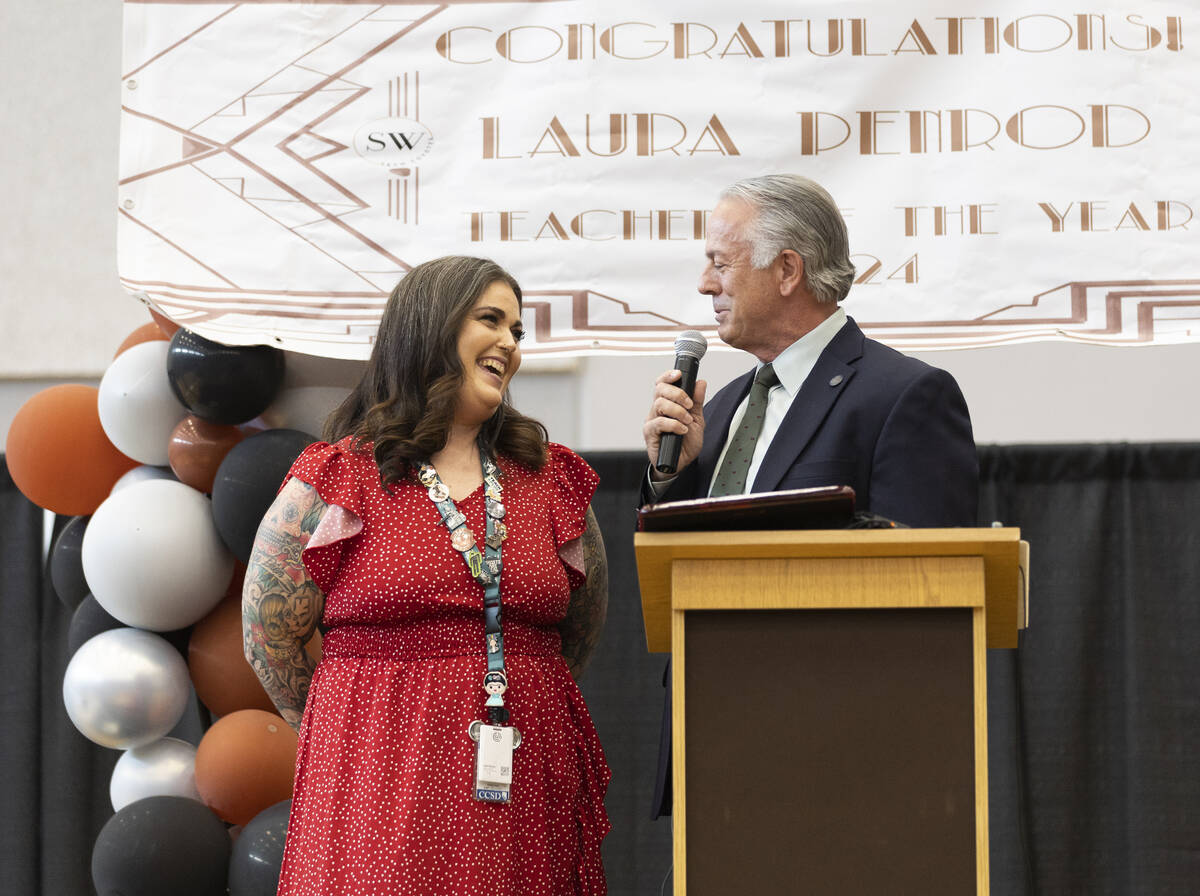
[417,449,510,724]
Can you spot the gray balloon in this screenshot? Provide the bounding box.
[111,737,202,812]
[228,798,291,896]
[63,628,191,749]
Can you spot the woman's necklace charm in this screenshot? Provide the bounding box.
[451,527,476,552]
[487,521,508,548]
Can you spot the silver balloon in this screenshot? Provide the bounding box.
[110,736,201,811]
[62,628,191,749]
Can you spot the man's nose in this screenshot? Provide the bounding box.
[698,265,718,295]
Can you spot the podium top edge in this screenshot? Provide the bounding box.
[634,527,1021,548]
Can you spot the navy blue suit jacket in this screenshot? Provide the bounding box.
[656,317,978,526]
[649,317,980,816]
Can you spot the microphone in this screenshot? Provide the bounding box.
[655,330,708,475]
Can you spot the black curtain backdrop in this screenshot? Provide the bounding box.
[1,462,118,895]
[3,445,1199,895]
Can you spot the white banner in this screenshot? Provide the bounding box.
[118,1,1199,357]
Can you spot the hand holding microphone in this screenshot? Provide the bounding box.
[644,330,708,477]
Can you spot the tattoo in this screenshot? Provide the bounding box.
[559,507,609,679]
[242,478,328,732]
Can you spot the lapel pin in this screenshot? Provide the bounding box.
[829,375,844,387]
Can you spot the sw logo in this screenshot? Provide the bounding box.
[353,117,435,166]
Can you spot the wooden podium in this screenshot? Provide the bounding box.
[635,527,1025,895]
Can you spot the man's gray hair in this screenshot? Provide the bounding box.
[719,175,856,304]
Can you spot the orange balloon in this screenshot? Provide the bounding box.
[189,567,279,717]
[5,385,139,515]
[114,321,169,358]
[168,416,245,494]
[194,709,298,826]
[149,307,180,338]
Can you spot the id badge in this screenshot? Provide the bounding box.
[474,724,516,803]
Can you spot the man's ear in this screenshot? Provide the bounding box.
[776,249,805,297]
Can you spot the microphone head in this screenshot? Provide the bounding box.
[673,330,708,361]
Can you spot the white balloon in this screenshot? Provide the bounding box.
[97,340,188,465]
[81,479,234,631]
[63,629,191,750]
[111,464,176,493]
[111,737,201,811]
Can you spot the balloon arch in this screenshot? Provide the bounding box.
[5,315,328,895]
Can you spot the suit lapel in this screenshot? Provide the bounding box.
[751,317,865,493]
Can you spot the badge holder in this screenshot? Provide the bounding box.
[468,719,522,803]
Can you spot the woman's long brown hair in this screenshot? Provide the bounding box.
[323,256,548,488]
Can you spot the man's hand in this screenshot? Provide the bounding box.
[643,368,708,481]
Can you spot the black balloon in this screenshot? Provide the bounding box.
[228,798,291,896]
[167,329,286,425]
[50,515,90,610]
[211,429,317,562]
[92,796,231,896]
[68,596,192,664]
[160,623,195,659]
[67,595,124,656]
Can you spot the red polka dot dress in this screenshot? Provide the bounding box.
[275,440,610,895]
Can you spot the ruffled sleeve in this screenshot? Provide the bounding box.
[282,440,368,595]
[546,443,600,591]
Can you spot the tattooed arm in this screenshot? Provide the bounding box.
[242,478,328,732]
[559,506,609,680]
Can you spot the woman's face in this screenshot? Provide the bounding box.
[454,279,523,427]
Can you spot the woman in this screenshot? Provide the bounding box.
[242,256,610,895]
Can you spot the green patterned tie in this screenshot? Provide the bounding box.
[709,363,780,497]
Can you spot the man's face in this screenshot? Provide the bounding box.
[698,198,790,360]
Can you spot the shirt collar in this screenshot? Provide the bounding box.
[759,306,848,397]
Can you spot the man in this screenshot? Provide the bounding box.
[641,174,979,815]
[643,174,977,523]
